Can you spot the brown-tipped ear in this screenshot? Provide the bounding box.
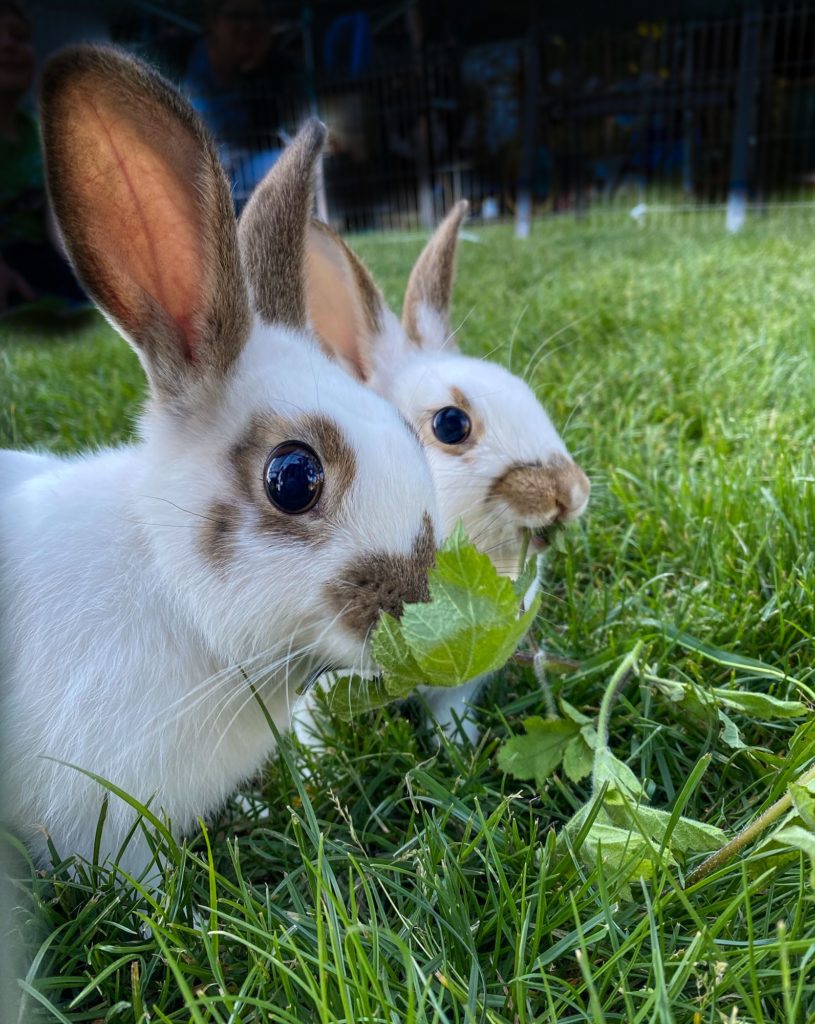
[402,199,469,348]
[40,45,249,402]
[238,120,326,331]
[304,220,386,381]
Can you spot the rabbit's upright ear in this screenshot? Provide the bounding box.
[303,220,386,381]
[40,46,250,402]
[402,200,469,351]
[238,120,327,333]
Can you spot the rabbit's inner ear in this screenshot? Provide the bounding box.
[40,47,249,401]
[304,222,383,381]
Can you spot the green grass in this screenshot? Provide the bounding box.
[4,212,815,1022]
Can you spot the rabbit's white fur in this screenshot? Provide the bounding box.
[0,48,439,873]
[298,206,589,743]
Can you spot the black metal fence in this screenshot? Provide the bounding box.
[129,4,815,231]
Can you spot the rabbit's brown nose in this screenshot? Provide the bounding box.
[555,464,591,522]
[326,513,435,640]
[489,457,590,526]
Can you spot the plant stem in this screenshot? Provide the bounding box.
[513,651,581,671]
[533,645,558,720]
[516,528,531,581]
[595,642,643,750]
[513,526,559,716]
[685,760,815,887]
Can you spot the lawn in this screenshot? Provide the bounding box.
[3,213,815,1022]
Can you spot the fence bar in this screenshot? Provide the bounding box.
[726,5,762,232]
[515,28,540,238]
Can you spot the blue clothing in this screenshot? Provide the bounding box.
[184,39,253,149]
[183,39,286,208]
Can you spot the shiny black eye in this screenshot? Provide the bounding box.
[432,406,471,445]
[263,442,324,514]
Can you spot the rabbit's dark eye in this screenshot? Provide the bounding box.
[432,406,471,445]
[264,442,324,514]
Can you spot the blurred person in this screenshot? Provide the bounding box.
[185,0,299,209]
[0,0,86,312]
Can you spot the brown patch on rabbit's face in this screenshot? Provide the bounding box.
[326,512,435,638]
[489,456,591,524]
[200,501,240,565]
[227,411,356,546]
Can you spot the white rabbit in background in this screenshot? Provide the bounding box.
[301,202,590,742]
[0,46,441,873]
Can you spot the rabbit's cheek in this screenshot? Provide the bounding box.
[200,501,240,565]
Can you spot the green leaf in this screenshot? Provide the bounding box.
[651,675,804,747]
[603,791,726,853]
[432,535,519,606]
[569,819,671,894]
[546,523,570,554]
[443,518,468,551]
[322,674,394,721]
[790,781,815,831]
[718,710,746,750]
[497,716,580,788]
[512,551,540,602]
[370,612,426,694]
[656,625,791,681]
[562,734,595,783]
[710,688,806,719]
[651,676,714,721]
[400,589,539,687]
[787,718,815,774]
[592,747,646,800]
[772,825,815,888]
[374,526,541,692]
[560,699,593,726]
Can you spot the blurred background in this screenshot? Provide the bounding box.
[5,0,815,312]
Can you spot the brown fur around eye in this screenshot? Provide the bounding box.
[229,411,356,544]
[327,512,435,638]
[419,386,482,455]
[303,414,357,500]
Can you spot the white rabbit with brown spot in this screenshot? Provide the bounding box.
[301,204,590,742]
[0,46,440,873]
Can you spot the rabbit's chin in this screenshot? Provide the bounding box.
[316,631,378,678]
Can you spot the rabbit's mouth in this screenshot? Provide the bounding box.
[528,521,565,553]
